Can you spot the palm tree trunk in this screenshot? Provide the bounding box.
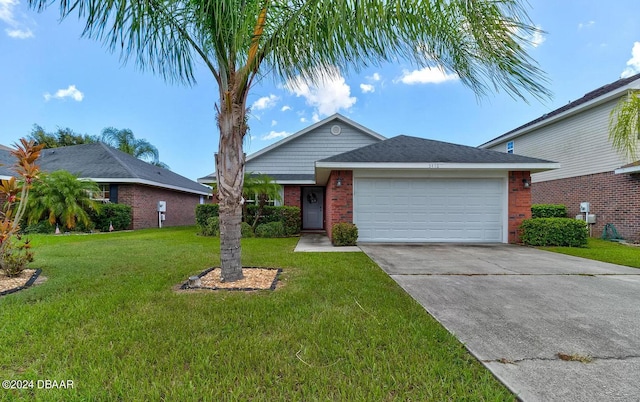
[216,95,246,282]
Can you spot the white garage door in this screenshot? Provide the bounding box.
[355,178,504,242]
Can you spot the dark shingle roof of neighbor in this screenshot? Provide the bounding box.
[0,142,209,194]
[320,135,555,164]
[480,72,640,146]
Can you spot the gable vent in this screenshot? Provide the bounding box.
[330,125,342,135]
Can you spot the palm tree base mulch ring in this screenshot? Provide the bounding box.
[179,267,282,292]
[0,269,43,297]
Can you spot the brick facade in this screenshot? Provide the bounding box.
[532,172,640,242]
[508,171,532,243]
[283,186,301,208]
[117,184,202,230]
[324,170,353,241]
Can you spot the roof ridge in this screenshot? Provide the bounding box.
[97,142,141,179]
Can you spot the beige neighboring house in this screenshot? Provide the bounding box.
[480,73,640,241]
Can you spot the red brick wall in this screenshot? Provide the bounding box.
[324,170,353,241]
[117,184,202,230]
[508,171,532,243]
[284,186,301,208]
[533,172,640,242]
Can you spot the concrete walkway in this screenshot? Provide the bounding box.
[294,233,361,252]
[360,243,640,402]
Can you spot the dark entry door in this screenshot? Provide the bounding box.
[302,187,324,230]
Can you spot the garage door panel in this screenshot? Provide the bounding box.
[355,178,504,242]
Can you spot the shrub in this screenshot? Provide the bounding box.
[519,218,588,247]
[195,204,219,227]
[199,217,219,237]
[244,205,301,236]
[255,221,286,238]
[241,222,255,238]
[90,204,132,231]
[332,223,358,246]
[0,238,34,277]
[531,204,567,219]
[21,220,55,234]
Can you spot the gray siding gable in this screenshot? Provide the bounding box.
[245,114,385,181]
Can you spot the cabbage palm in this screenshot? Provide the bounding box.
[100,127,161,164]
[30,0,549,281]
[244,174,282,229]
[609,91,640,161]
[26,170,101,230]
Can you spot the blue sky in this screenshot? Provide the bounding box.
[1,0,639,181]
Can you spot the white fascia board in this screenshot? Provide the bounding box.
[82,178,212,196]
[316,162,560,172]
[480,81,640,148]
[614,165,640,175]
[274,180,316,185]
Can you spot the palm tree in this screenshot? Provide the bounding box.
[30,0,549,282]
[609,91,640,161]
[243,173,282,230]
[100,127,162,165]
[26,170,101,230]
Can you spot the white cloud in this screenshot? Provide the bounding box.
[530,26,545,48]
[396,67,458,85]
[6,27,31,38]
[360,83,375,93]
[300,117,307,123]
[271,120,277,127]
[286,66,357,117]
[368,72,381,81]
[251,94,279,111]
[43,85,85,102]
[262,130,291,140]
[621,42,640,78]
[312,113,320,123]
[280,105,291,112]
[578,21,595,30]
[1,0,33,39]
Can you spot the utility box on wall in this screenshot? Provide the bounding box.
[579,202,590,213]
[157,201,167,212]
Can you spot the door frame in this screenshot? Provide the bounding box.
[301,186,325,230]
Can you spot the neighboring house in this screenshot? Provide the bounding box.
[480,73,640,241]
[199,114,557,243]
[0,142,211,229]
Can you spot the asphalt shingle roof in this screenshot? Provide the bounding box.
[320,135,555,164]
[0,142,209,194]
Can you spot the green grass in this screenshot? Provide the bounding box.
[542,238,640,268]
[1,227,513,401]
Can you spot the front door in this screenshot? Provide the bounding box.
[302,187,324,230]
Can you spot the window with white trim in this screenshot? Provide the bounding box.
[506,141,514,154]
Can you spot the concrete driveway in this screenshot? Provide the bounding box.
[360,243,640,402]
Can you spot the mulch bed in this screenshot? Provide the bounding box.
[179,267,282,292]
[0,269,42,297]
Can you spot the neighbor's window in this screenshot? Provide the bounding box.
[89,184,110,201]
[506,141,514,154]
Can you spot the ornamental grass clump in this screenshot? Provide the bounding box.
[0,139,43,277]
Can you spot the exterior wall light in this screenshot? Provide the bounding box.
[522,178,531,188]
[336,177,343,187]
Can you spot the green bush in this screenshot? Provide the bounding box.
[90,204,132,231]
[195,204,219,227]
[199,217,219,237]
[21,220,56,234]
[332,222,358,246]
[519,218,588,247]
[531,204,567,219]
[255,221,286,238]
[245,205,301,236]
[241,222,255,238]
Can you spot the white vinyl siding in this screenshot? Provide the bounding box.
[246,123,380,177]
[487,98,634,183]
[354,175,506,243]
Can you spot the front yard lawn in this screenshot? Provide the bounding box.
[542,238,640,268]
[0,227,513,401]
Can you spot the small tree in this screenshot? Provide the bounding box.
[243,174,282,230]
[0,139,44,277]
[26,170,101,230]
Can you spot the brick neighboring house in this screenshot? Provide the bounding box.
[480,73,640,241]
[0,142,211,229]
[200,114,557,243]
